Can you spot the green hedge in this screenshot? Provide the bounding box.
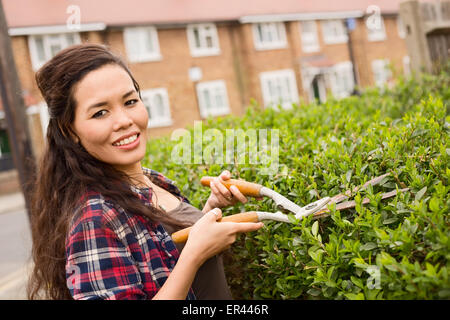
[144,69,449,300]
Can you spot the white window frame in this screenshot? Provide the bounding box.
[397,16,406,39]
[371,59,392,88]
[123,26,161,63]
[186,23,221,57]
[366,15,387,41]
[38,101,50,139]
[300,20,320,53]
[252,22,287,50]
[196,80,230,118]
[301,67,327,103]
[403,56,411,77]
[259,69,299,110]
[140,88,173,128]
[28,33,81,71]
[321,20,348,44]
[328,61,355,99]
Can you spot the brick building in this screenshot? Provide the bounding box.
[0,0,417,189]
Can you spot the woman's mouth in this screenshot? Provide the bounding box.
[112,133,140,150]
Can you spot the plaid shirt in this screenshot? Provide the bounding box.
[65,167,196,300]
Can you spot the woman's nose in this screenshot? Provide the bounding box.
[112,107,133,131]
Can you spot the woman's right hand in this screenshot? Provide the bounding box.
[182,208,263,267]
[154,208,262,299]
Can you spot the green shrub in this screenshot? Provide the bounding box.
[144,71,449,300]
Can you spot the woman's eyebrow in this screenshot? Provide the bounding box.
[86,89,136,112]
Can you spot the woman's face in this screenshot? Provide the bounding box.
[72,64,148,172]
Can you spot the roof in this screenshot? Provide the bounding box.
[3,0,410,29]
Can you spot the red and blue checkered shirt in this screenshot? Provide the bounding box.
[65,167,196,300]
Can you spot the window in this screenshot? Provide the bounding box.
[28,33,80,70]
[196,80,230,118]
[123,27,161,62]
[300,21,320,52]
[371,59,392,88]
[140,88,173,128]
[403,56,411,77]
[252,22,287,50]
[0,129,11,157]
[366,16,386,41]
[321,20,348,44]
[260,69,299,110]
[397,16,406,39]
[329,62,355,98]
[186,23,220,57]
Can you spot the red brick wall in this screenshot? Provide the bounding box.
[352,16,408,87]
[8,16,410,160]
[105,24,246,138]
[238,23,301,108]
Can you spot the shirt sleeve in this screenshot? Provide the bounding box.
[66,219,147,300]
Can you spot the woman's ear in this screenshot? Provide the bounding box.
[60,122,80,144]
[70,131,81,144]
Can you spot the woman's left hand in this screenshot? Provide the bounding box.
[203,170,248,212]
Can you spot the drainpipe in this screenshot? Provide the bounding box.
[345,18,361,96]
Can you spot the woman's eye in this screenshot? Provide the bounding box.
[125,99,138,106]
[92,110,107,118]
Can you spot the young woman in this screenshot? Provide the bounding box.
[27,43,263,300]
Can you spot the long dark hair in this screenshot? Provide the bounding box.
[27,43,187,300]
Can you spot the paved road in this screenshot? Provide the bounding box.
[0,204,32,300]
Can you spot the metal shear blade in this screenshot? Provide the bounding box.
[256,196,331,223]
[295,197,331,219]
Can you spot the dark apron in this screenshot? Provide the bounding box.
[160,201,233,300]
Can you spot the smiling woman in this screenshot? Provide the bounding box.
[71,64,149,172]
[27,43,262,300]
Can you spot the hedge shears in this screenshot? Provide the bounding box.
[171,173,409,243]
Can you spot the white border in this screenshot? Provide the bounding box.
[252,22,287,51]
[299,20,320,53]
[196,80,230,118]
[366,16,387,42]
[240,11,363,23]
[321,19,348,44]
[259,69,299,109]
[140,88,173,128]
[28,33,81,71]
[9,23,106,36]
[186,23,221,57]
[123,26,162,63]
